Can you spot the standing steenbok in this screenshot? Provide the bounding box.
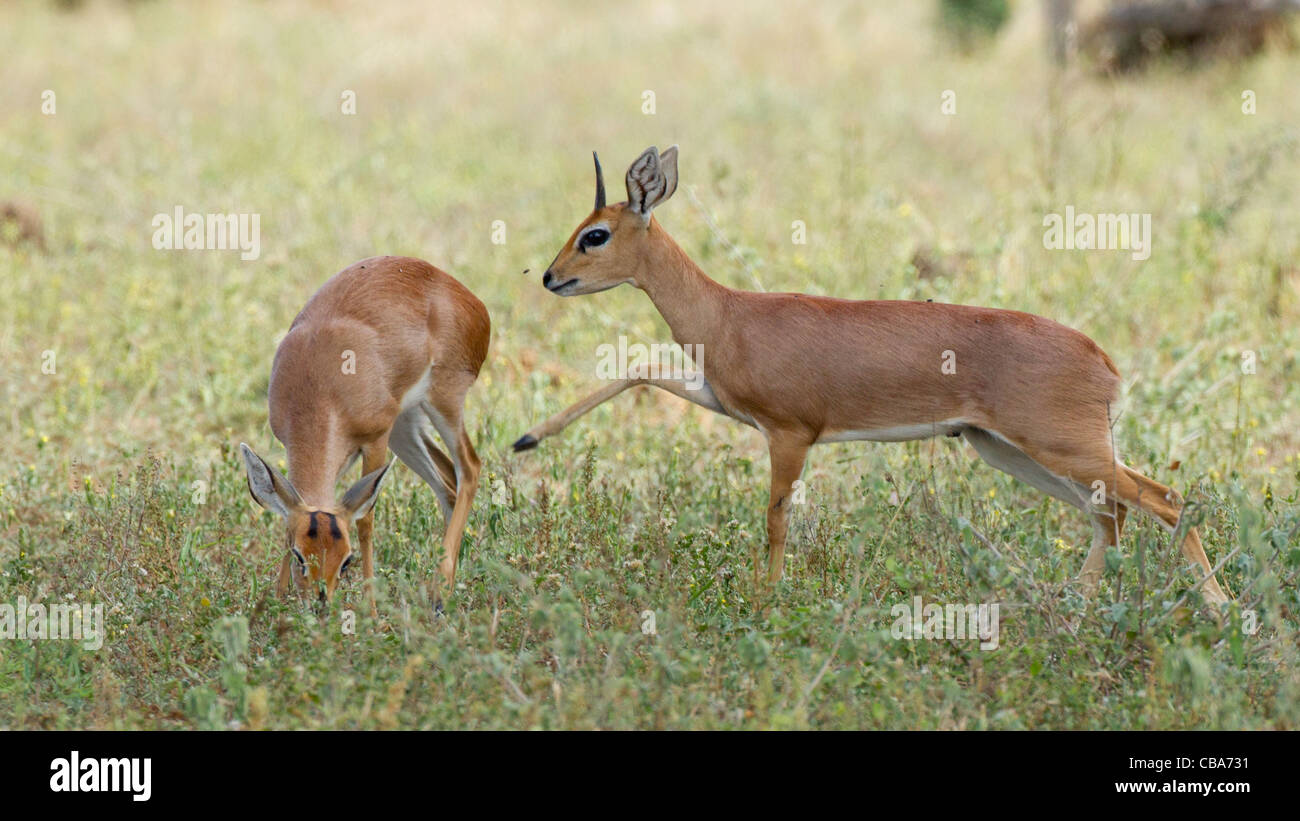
[513,146,1231,606]
[241,256,489,610]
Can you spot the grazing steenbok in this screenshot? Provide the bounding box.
[241,256,489,610]
[513,146,1230,606]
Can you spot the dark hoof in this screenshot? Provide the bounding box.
[512,434,538,452]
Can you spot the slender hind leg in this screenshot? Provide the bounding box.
[423,371,482,607]
[964,426,1228,604]
[388,407,457,521]
[1007,430,1231,606]
[1079,503,1126,597]
[963,428,1088,508]
[1112,465,1230,604]
[419,428,459,517]
[963,427,1112,596]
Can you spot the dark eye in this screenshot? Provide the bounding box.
[339,555,354,578]
[579,228,609,250]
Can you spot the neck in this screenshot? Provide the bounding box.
[284,414,349,509]
[635,219,729,348]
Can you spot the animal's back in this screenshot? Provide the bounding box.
[269,256,489,445]
[716,293,1120,437]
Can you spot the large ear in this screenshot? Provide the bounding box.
[240,443,303,518]
[625,145,679,220]
[658,144,679,202]
[340,460,393,522]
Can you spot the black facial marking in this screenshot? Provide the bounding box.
[327,513,343,540]
[307,512,319,539]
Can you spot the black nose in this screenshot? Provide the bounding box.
[542,270,553,287]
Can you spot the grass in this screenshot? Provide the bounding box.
[1,0,1298,729]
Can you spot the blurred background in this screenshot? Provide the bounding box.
[1,0,1298,729]
[4,0,1298,470]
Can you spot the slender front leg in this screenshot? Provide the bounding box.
[357,438,389,618]
[513,367,731,451]
[765,435,811,585]
[276,554,292,596]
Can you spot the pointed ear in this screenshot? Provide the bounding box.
[240,443,302,518]
[625,145,678,220]
[340,460,392,522]
[658,144,679,202]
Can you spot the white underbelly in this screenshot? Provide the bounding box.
[818,418,966,444]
